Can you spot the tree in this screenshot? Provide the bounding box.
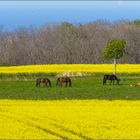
[60,22,79,63]
[133,19,140,25]
[103,39,126,75]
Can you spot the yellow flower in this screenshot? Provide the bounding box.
[0,100,140,139]
[0,64,140,74]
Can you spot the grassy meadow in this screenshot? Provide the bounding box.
[0,76,140,100]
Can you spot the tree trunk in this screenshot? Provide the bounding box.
[114,58,116,75]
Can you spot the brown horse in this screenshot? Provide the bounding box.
[56,76,71,87]
[36,78,51,87]
[135,83,140,87]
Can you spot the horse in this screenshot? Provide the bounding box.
[135,83,140,87]
[103,74,120,85]
[36,78,51,87]
[56,76,71,87]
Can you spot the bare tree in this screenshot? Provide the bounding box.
[0,20,140,65]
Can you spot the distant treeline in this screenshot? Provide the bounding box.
[0,20,140,65]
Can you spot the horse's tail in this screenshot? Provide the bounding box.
[56,78,59,86]
[69,78,71,87]
[103,75,106,85]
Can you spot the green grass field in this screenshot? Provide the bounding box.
[0,76,140,100]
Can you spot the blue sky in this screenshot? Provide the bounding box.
[0,1,140,31]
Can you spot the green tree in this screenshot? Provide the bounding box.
[103,39,126,75]
[133,19,140,25]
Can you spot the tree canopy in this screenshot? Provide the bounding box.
[133,20,140,25]
[103,39,126,60]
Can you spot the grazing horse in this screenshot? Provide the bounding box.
[36,78,51,87]
[103,74,120,85]
[135,83,140,87]
[56,76,71,87]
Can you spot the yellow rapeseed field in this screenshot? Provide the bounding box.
[1,99,140,139]
[0,64,140,74]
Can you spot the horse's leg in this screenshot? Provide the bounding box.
[66,81,68,87]
[36,80,40,87]
[69,79,71,87]
[58,82,60,87]
[45,82,48,87]
[49,81,51,87]
[37,82,40,87]
[36,83,38,87]
[112,80,114,84]
[56,79,58,86]
[36,82,38,87]
[110,80,112,85]
[103,79,106,85]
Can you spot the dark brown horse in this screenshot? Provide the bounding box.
[56,76,71,87]
[103,74,120,85]
[36,78,51,87]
